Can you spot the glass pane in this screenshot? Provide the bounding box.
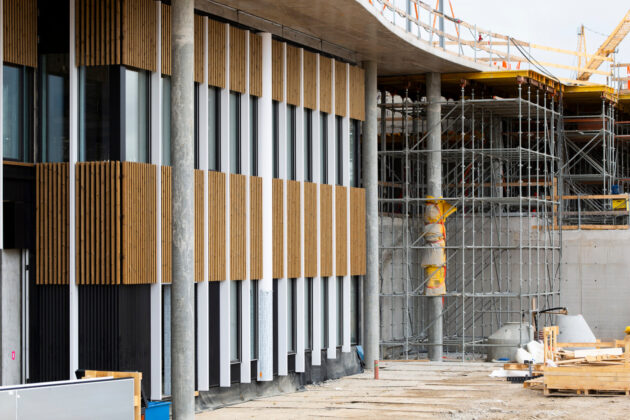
[304,109,312,182]
[351,276,358,344]
[349,119,355,187]
[305,278,312,350]
[250,280,258,359]
[322,278,328,348]
[287,279,295,353]
[208,87,218,171]
[230,280,240,362]
[336,116,343,185]
[337,276,343,345]
[41,55,69,162]
[250,96,257,176]
[320,113,328,184]
[3,65,22,161]
[273,101,279,178]
[287,105,295,180]
[230,92,240,174]
[162,77,171,165]
[125,69,148,163]
[80,66,111,161]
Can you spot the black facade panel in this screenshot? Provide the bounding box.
[208,282,220,387]
[3,165,35,250]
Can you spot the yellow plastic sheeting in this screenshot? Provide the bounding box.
[423,197,456,297]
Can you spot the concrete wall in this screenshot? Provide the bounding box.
[0,250,23,385]
[561,230,630,341]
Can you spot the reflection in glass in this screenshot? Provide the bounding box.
[40,55,69,162]
[162,77,171,165]
[230,280,241,362]
[3,65,32,162]
[125,69,149,163]
[229,92,240,174]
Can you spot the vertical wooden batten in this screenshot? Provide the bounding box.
[161,166,172,283]
[320,184,333,277]
[335,185,347,276]
[303,182,317,277]
[3,0,38,67]
[208,19,226,89]
[303,51,317,111]
[208,171,226,281]
[250,176,263,280]
[350,187,366,275]
[230,174,247,280]
[272,179,284,279]
[272,40,284,102]
[349,65,366,121]
[195,170,204,282]
[287,181,301,278]
[249,33,262,97]
[161,3,171,75]
[286,45,301,106]
[229,26,246,93]
[334,61,347,117]
[194,14,204,83]
[122,0,157,72]
[319,56,332,115]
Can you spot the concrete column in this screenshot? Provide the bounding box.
[426,72,443,362]
[171,0,195,418]
[362,60,379,368]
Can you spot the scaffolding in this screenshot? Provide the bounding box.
[378,81,562,360]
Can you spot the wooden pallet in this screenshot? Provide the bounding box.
[544,386,630,397]
[543,365,630,397]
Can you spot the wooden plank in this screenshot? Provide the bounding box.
[272,40,284,102]
[303,51,317,110]
[194,14,204,83]
[319,56,332,114]
[209,171,226,281]
[334,61,347,117]
[350,187,366,275]
[230,174,247,280]
[287,180,301,278]
[349,65,365,121]
[161,3,171,75]
[272,178,284,279]
[320,184,333,277]
[208,19,226,89]
[286,45,301,106]
[250,176,263,280]
[335,186,348,276]
[229,26,246,93]
[161,166,172,283]
[3,0,37,67]
[304,182,317,277]
[195,170,204,282]
[249,33,263,97]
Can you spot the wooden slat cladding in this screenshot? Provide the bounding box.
[335,61,347,117]
[36,163,70,285]
[286,45,301,106]
[350,188,367,275]
[320,184,333,277]
[303,51,317,110]
[319,56,332,114]
[209,171,226,281]
[303,182,317,277]
[272,179,284,279]
[287,181,301,278]
[161,166,172,283]
[122,0,157,72]
[249,33,262,97]
[75,162,122,286]
[230,26,246,93]
[335,186,348,276]
[250,176,263,280]
[272,40,284,102]
[230,174,247,280]
[3,0,37,67]
[194,170,204,282]
[208,19,226,89]
[161,3,171,75]
[349,65,366,121]
[194,14,204,83]
[121,162,157,284]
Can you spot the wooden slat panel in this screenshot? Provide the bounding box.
[335,61,347,117]
[121,162,157,284]
[272,178,284,279]
[36,163,70,284]
[161,166,172,283]
[350,187,366,275]
[303,51,317,110]
[122,0,156,72]
[229,26,246,93]
[286,45,301,106]
[209,171,226,281]
[320,184,333,277]
[194,14,204,83]
[349,65,366,121]
[249,33,262,97]
[3,0,37,67]
[319,56,332,114]
[195,170,204,282]
[335,186,348,276]
[303,182,317,277]
[287,180,301,278]
[161,3,171,75]
[272,40,284,102]
[230,174,247,280]
[208,19,226,89]
[250,176,263,280]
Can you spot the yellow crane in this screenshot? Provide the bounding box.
[577,9,630,81]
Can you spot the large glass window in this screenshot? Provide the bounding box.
[230,280,241,362]
[79,66,112,161]
[124,69,149,163]
[229,91,240,174]
[251,280,259,359]
[321,278,328,348]
[350,119,359,187]
[3,65,33,162]
[336,116,343,185]
[40,56,69,162]
[320,112,328,184]
[273,101,279,178]
[336,276,344,346]
[287,278,296,353]
[250,96,258,176]
[304,109,312,182]
[208,86,220,171]
[287,105,296,180]
[351,276,359,345]
[162,77,171,165]
[305,278,313,350]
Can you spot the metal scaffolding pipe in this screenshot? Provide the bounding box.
[171,0,195,418]
[426,72,443,361]
[363,60,380,368]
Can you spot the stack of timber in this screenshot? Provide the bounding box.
[523,326,630,396]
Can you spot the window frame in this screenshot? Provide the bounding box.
[320,112,328,184]
[287,104,297,181]
[304,108,313,182]
[230,280,242,363]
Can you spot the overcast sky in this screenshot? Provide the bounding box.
[445,0,630,84]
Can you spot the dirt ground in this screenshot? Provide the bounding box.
[196,360,630,419]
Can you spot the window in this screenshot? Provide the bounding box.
[79,66,113,161]
[287,105,296,180]
[305,278,313,350]
[40,55,69,163]
[351,276,359,345]
[162,77,171,165]
[287,278,296,353]
[321,278,328,348]
[230,280,241,362]
[124,69,149,163]
[208,86,220,171]
[337,276,343,346]
[320,113,328,184]
[304,109,313,182]
[3,65,33,162]
[251,280,258,359]
[336,116,343,185]
[350,119,360,187]
[273,100,279,178]
[230,92,241,174]
[250,96,258,176]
